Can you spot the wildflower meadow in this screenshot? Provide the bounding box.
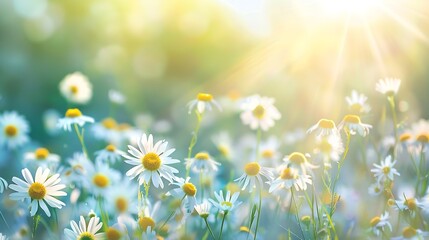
[1,0,429,239]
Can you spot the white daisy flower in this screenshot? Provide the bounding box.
[345,90,371,114]
[63,152,93,187]
[234,162,273,192]
[105,223,129,240]
[185,152,220,173]
[259,136,281,166]
[167,177,197,215]
[240,95,281,131]
[282,152,317,175]
[370,155,400,183]
[137,201,161,232]
[64,216,105,240]
[211,131,234,159]
[122,133,179,188]
[0,177,7,193]
[376,78,401,96]
[209,190,241,213]
[410,119,429,145]
[369,211,392,236]
[368,182,383,196]
[307,119,339,137]
[43,109,61,136]
[59,72,92,104]
[268,166,312,192]
[86,160,121,196]
[106,178,138,216]
[338,114,372,136]
[142,227,156,240]
[57,108,95,132]
[24,147,60,168]
[92,117,120,143]
[9,167,67,217]
[0,111,30,149]
[391,226,429,240]
[95,144,125,164]
[194,200,212,218]
[394,196,425,215]
[314,135,344,167]
[187,92,221,114]
[109,89,126,105]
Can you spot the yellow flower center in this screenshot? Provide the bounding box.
[226,182,240,194]
[416,133,429,143]
[115,197,128,213]
[78,232,95,240]
[142,152,161,171]
[4,125,18,137]
[350,103,362,114]
[35,148,50,160]
[317,119,335,129]
[93,174,109,188]
[288,152,307,164]
[319,139,332,153]
[343,114,361,124]
[106,227,121,240]
[252,105,265,119]
[301,215,311,223]
[399,133,412,142]
[221,201,232,207]
[244,162,261,176]
[370,216,381,227]
[387,199,395,207]
[102,118,117,129]
[386,90,395,97]
[195,152,209,160]
[65,108,82,118]
[280,168,297,180]
[405,198,417,210]
[182,183,197,196]
[261,149,274,159]
[70,85,79,94]
[197,93,213,102]
[117,123,131,131]
[138,216,156,232]
[105,144,116,152]
[239,226,250,233]
[28,182,46,200]
[218,146,229,157]
[402,226,417,238]
[382,167,390,174]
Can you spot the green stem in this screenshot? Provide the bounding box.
[291,189,306,240]
[388,96,398,155]
[32,214,41,239]
[204,218,216,240]
[73,124,88,159]
[159,195,186,230]
[0,209,9,230]
[255,128,262,162]
[186,111,203,177]
[97,196,109,231]
[254,189,262,240]
[218,211,228,240]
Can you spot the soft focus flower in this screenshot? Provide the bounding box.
[194,200,212,218]
[185,152,220,173]
[307,119,338,137]
[122,134,179,188]
[0,233,7,240]
[209,190,241,213]
[338,114,372,136]
[167,177,197,215]
[240,95,281,131]
[234,162,273,192]
[86,160,121,196]
[9,167,67,217]
[106,178,138,216]
[64,216,105,240]
[24,147,60,168]
[57,108,94,131]
[0,177,7,193]
[314,135,344,167]
[0,111,30,149]
[109,89,126,104]
[95,144,125,164]
[345,90,371,114]
[369,211,392,236]
[394,196,425,215]
[211,131,234,159]
[187,92,221,114]
[59,72,92,104]
[391,226,429,240]
[376,78,401,96]
[268,166,312,192]
[371,155,400,183]
[282,152,317,175]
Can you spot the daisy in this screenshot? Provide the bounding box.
[109,89,126,105]
[187,92,221,114]
[167,177,197,215]
[234,162,273,192]
[106,179,138,216]
[43,109,61,136]
[94,144,125,164]
[394,196,425,215]
[345,90,371,114]
[391,226,429,240]
[209,190,241,213]
[282,152,317,175]
[86,160,121,196]
[105,223,128,240]
[122,133,179,188]
[307,119,338,137]
[314,135,344,166]
[259,136,281,166]
[142,227,157,240]
[9,167,67,217]
[24,147,60,168]
[194,200,212,218]
[0,177,7,193]
[138,201,161,232]
[371,155,400,183]
[211,131,234,159]
[369,211,392,236]
[64,216,105,240]
[57,108,95,132]
[338,114,372,136]
[185,152,220,173]
[268,166,312,192]
[59,72,93,104]
[92,118,120,143]
[368,182,383,196]
[240,95,281,131]
[0,111,30,149]
[376,78,401,96]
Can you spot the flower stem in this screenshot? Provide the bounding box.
[0,209,9,230]
[159,195,186,230]
[73,124,89,159]
[218,211,228,240]
[388,96,398,154]
[204,218,216,240]
[32,214,41,239]
[255,128,262,162]
[253,189,262,240]
[291,189,306,240]
[186,111,203,177]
